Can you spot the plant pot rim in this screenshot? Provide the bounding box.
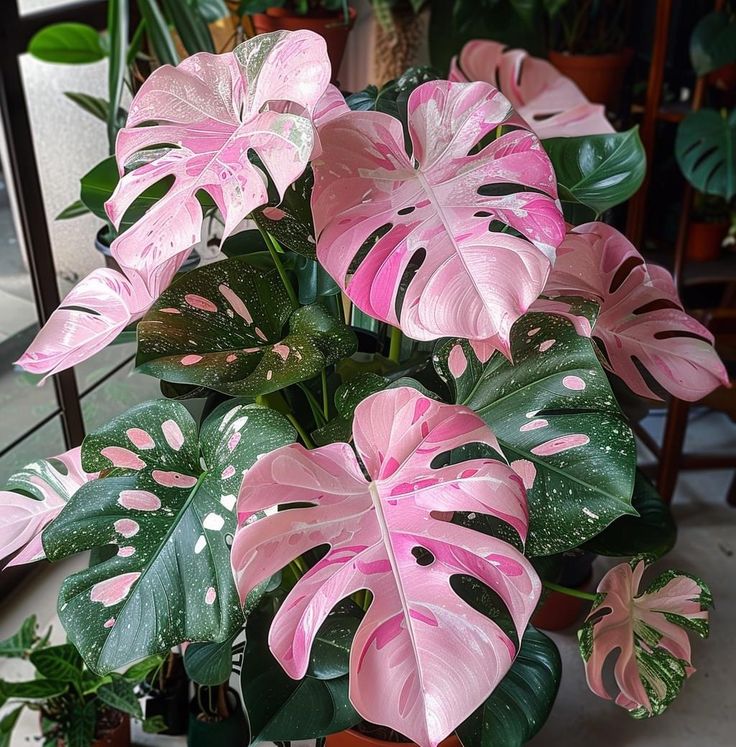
[549,48,634,66]
[339,728,460,747]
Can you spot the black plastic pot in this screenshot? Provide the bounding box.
[141,654,190,736]
[187,689,248,747]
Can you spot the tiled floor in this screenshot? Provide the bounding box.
[1,409,734,746]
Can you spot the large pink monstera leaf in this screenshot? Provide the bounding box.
[579,559,711,718]
[535,222,729,401]
[107,30,331,289]
[450,40,613,139]
[232,387,541,747]
[0,447,95,567]
[312,80,565,353]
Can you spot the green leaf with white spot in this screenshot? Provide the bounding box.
[456,627,561,747]
[43,399,295,674]
[136,257,357,396]
[434,309,637,555]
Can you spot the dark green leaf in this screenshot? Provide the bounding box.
[191,0,229,23]
[690,11,736,77]
[584,470,676,558]
[123,655,164,683]
[0,678,69,704]
[252,170,317,257]
[163,0,214,54]
[307,614,360,680]
[184,635,236,686]
[43,399,295,673]
[435,308,637,555]
[143,715,168,733]
[241,599,360,741]
[64,91,107,122]
[456,627,561,747]
[294,255,340,305]
[137,258,357,397]
[676,108,736,200]
[543,127,646,214]
[107,0,129,151]
[0,616,38,659]
[29,645,83,686]
[138,0,180,66]
[0,707,22,747]
[97,674,143,718]
[65,699,97,747]
[28,23,106,63]
[56,199,90,220]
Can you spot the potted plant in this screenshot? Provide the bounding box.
[545,0,633,110]
[239,1,356,74]
[0,615,160,746]
[369,1,430,84]
[1,30,724,747]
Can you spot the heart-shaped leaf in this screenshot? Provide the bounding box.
[536,222,728,401]
[543,128,646,215]
[676,108,736,200]
[690,11,736,76]
[232,387,541,747]
[136,257,357,396]
[312,79,565,353]
[450,40,613,139]
[106,30,331,288]
[43,399,295,673]
[434,308,637,556]
[184,635,238,687]
[584,470,676,559]
[580,559,711,718]
[0,448,96,568]
[456,626,561,747]
[241,597,360,742]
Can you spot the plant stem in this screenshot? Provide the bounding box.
[321,369,330,420]
[389,326,402,364]
[260,227,299,310]
[286,413,315,449]
[543,580,597,602]
[297,382,326,426]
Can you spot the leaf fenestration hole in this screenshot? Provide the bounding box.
[412,546,435,566]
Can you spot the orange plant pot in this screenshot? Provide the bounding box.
[531,575,592,632]
[686,221,728,263]
[326,729,461,747]
[549,49,633,110]
[250,7,357,80]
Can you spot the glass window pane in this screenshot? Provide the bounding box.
[0,414,64,485]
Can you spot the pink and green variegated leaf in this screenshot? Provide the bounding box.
[232,387,541,747]
[0,448,96,568]
[450,40,613,139]
[579,559,711,718]
[136,257,356,396]
[43,399,295,674]
[312,79,565,354]
[535,222,729,401]
[16,263,180,381]
[106,30,330,292]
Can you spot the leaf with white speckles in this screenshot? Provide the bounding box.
[136,257,357,396]
[435,307,637,555]
[43,399,295,674]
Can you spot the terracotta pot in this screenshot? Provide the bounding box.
[548,48,633,110]
[327,729,461,747]
[686,221,728,263]
[707,63,736,107]
[531,574,592,632]
[250,7,357,81]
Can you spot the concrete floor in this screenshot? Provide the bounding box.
[1,408,734,746]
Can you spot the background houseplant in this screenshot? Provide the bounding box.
[369,1,429,83]
[1,28,724,747]
[0,615,160,746]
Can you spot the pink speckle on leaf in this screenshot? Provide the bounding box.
[104,618,116,628]
[114,519,140,538]
[101,447,146,470]
[181,354,203,366]
[160,307,181,315]
[562,375,586,391]
[126,428,155,449]
[226,354,237,363]
[531,434,590,456]
[538,339,556,352]
[266,370,273,380]
[162,419,185,451]
[205,587,217,605]
[527,327,541,337]
[185,294,217,312]
[255,327,268,341]
[118,489,161,511]
[221,465,236,480]
[219,284,253,324]
[262,207,286,221]
[510,459,537,490]
[152,470,198,488]
[227,432,241,451]
[117,546,135,558]
[273,343,290,361]
[520,419,548,432]
[90,572,141,607]
[448,344,468,378]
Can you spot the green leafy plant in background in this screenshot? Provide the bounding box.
[0,616,161,747]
